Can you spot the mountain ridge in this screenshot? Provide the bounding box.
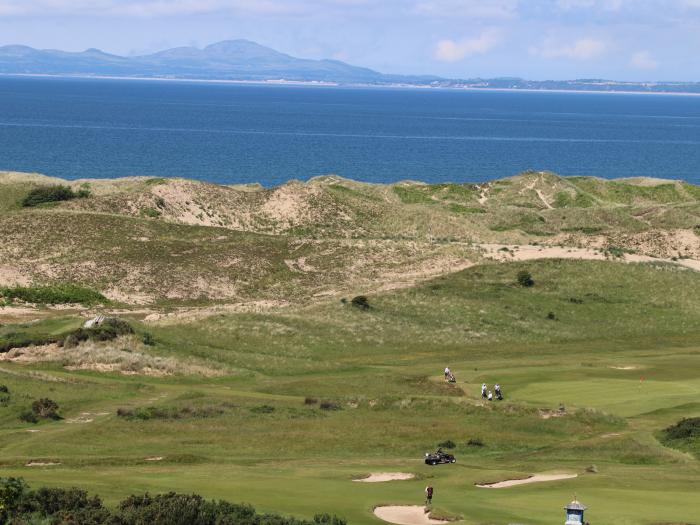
[3,39,700,92]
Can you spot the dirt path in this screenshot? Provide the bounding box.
[373,506,448,525]
[476,473,577,488]
[354,472,414,482]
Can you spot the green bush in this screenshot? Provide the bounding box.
[0,478,346,525]
[437,439,456,449]
[21,185,85,207]
[31,398,60,420]
[516,270,534,287]
[18,410,38,424]
[0,284,106,305]
[663,417,700,440]
[63,318,133,348]
[350,295,370,310]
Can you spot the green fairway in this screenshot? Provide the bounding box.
[1,259,700,524]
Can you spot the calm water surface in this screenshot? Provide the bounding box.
[1,76,699,185]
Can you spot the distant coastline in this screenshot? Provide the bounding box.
[3,72,700,97]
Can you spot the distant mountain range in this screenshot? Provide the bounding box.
[1,39,700,94]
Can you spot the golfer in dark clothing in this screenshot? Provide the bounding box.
[425,486,434,506]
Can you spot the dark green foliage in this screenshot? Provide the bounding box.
[350,295,370,310]
[516,270,534,287]
[546,311,557,321]
[437,439,456,449]
[663,417,700,440]
[21,185,82,207]
[304,397,318,405]
[142,332,156,346]
[31,398,60,420]
[319,401,341,411]
[18,410,38,424]
[0,385,8,393]
[0,479,344,525]
[116,405,225,421]
[64,318,133,348]
[0,284,106,305]
[467,438,485,447]
[155,197,166,209]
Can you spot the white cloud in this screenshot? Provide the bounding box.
[531,37,606,60]
[629,50,659,69]
[434,29,502,62]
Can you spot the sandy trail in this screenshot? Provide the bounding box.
[476,473,577,488]
[354,472,415,482]
[479,244,700,272]
[373,506,448,525]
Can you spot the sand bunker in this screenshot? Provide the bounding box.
[144,456,164,461]
[354,472,415,483]
[609,365,638,370]
[476,473,577,488]
[25,461,60,467]
[373,506,448,525]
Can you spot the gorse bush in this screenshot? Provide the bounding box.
[0,478,347,525]
[21,185,83,207]
[663,417,700,440]
[0,284,106,305]
[31,398,60,420]
[516,270,534,287]
[350,295,370,310]
[64,318,133,348]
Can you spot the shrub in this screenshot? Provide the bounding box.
[467,438,485,447]
[142,332,156,346]
[0,478,346,525]
[319,401,341,411]
[21,185,81,207]
[437,439,456,449]
[0,385,8,393]
[31,398,60,420]
[546,311,557,320]
[0,284,106,306]
[64,318,133,348]
[350,295,370,310]
[18,411,38,424]
[304,397,318,405]
[663,417,700,440]
[516,270,534,287]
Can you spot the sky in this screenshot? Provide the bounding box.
[0,0,699,81]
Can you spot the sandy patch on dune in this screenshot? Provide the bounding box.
[0,265,31,286]
[354,472,415,483]
[476,473,577,488]
[374,506,448,525]
[479,243,700,272]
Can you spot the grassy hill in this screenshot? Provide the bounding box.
[1,170,700,524]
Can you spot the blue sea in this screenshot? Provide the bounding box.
[1,76,700,185]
